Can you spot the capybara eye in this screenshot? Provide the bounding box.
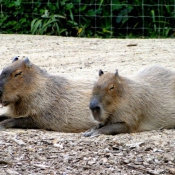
[14,71,22,77]
[109,84,114,90]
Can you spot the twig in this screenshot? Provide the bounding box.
[0,160,12,166]
[127,164,159,175]
[127,42,138,47]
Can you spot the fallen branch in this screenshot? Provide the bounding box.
[127,164,159,175]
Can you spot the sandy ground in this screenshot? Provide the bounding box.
[0,34,175,174]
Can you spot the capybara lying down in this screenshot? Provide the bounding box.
[0,57,97,132]
[84,65,175,137]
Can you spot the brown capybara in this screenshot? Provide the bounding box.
[0,57,97,132]
[84,65,175,137]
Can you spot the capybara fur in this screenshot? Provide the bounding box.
[0,57,97,132]
[84,65,175,137]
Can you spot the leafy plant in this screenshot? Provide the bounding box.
[31,0,79,36]
[31,10,67,35]
[0,0,175,38]
[0,0,33,34]
[122,0,175,37]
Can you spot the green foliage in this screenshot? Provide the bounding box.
[31,0,77,35]
[0,0,175,37]
[125,0,175,37]
[0,0,32,34]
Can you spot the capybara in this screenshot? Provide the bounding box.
[84,65,175,137]
[0,57,97,132]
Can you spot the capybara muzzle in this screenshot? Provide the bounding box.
[89,98,101,121]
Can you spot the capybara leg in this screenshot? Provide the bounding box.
[0,117,38,130]
[84,123,129,137]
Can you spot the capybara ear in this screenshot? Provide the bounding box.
[99,69,104,76]
[24,57,31,68]
[115,69,118,77]
[12,56,19,63]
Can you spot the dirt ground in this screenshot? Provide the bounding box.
[0,34,175,175]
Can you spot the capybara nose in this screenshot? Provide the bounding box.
[89,98,100,111]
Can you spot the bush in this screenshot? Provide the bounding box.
[0,0,32,34]
[0,0,175,37]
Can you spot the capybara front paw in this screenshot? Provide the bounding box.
[83,131,92,137]
[83,128,94,137]
[83,128,101,137]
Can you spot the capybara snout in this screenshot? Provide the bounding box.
[89,98,102,122]
[89,98,100,111]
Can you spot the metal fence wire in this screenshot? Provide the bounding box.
[0,0,175,38]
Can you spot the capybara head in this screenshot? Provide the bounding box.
[0,57,42,107]
[90,69,123,123]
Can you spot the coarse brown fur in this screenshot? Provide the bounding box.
[0,58,97,132]
[84,65,175,136]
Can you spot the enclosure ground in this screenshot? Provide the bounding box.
[0,34,175,174]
